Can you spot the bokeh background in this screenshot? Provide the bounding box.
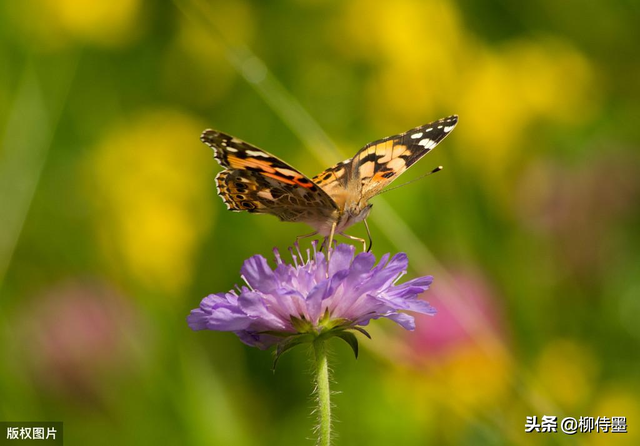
[1,0,639,445]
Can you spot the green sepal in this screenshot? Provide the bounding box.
[351,326,371,339]
[272,333,314,371]
[290,315,314,333]
[319,308,331,325]
[260,330,295,338]
[335,331,359,359]
[323,317,351,331]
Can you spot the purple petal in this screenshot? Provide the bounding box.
[356,253,408,295]
[313,252,327,282]
[328,244,355,276]
[306,279,331,322]
[328,253,376,315]
[348,252,376,280]
[241,255,277,292]
[205,306,252,331]
[269,288,307,320]
[274,263,295,284]
[338,293,386,322]
[399,299,437,315]
[199,293,231,310]
[188,243,436,348]
[370,253,390,275]
[235,331,281,349]
[187,308,210,331]
[384,276,433,301]
[387,312,416,330]
[307,269,350,321]
[187,293,254,331]
[238,291,286,330]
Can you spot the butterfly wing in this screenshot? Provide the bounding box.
[350,115,458,201]
[201,130,339,225]
[311,156,353,209]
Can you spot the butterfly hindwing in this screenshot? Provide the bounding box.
[202,129,338,223]
[311,157,353,209]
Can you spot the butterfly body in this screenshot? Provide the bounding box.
[202,115,458,240]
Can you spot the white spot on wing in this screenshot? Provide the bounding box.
[425,127,433,132]
[443,125,455,133]
[411,132,423,139]
[246,150,269,157]
[418,138,436,149]
[227,147,238,152]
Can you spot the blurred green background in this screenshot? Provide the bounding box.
[1,0,639,445]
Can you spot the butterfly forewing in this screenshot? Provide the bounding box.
[351,115,458,201]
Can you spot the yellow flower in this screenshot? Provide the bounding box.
[534,339,598,410]
[457,39,597,178]
[586,387,639,446]
[338,0,463,130]
[7,0,142,49]
[86,110,214,295]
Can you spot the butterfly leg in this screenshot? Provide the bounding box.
[295,231,318,249]
[338,232,366,253]
[363,219,373,253]
[326,221,337,265]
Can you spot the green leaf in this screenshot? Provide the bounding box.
[335,331,359,359]
[272,334,313,371]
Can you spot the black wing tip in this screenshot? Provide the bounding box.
[436,114,458,134]
[200,129,217,142]
[443,114,458,124]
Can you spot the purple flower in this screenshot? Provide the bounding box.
[188,243,435,356]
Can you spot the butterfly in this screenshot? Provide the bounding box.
[201,115,457,251]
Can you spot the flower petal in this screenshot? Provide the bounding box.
[356,252,408,295]
[382,272,430,295]
[205,306,252,331]
[235,331,281,349]
[187,308,210,331]
[188,244,436,347]
[313,251,327,282]
[238,291,287,330]
[306,279,330,322]
[387,312,416,330]
[241,255,277,292]
[328,244,355,276]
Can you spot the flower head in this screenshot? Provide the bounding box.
[188,243,435,358]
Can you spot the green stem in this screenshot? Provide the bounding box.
[313,339,331,446]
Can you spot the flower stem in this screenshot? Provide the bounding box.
[313,339,331,446]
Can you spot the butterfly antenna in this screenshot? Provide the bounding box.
[378,166,443,195]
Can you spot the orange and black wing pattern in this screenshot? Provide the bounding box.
[201,130,338,223]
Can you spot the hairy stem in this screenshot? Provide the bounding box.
[313,339,331,446]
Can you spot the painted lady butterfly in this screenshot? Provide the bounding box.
[201,115,457,250]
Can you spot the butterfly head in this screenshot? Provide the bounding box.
[337,201,372,233]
